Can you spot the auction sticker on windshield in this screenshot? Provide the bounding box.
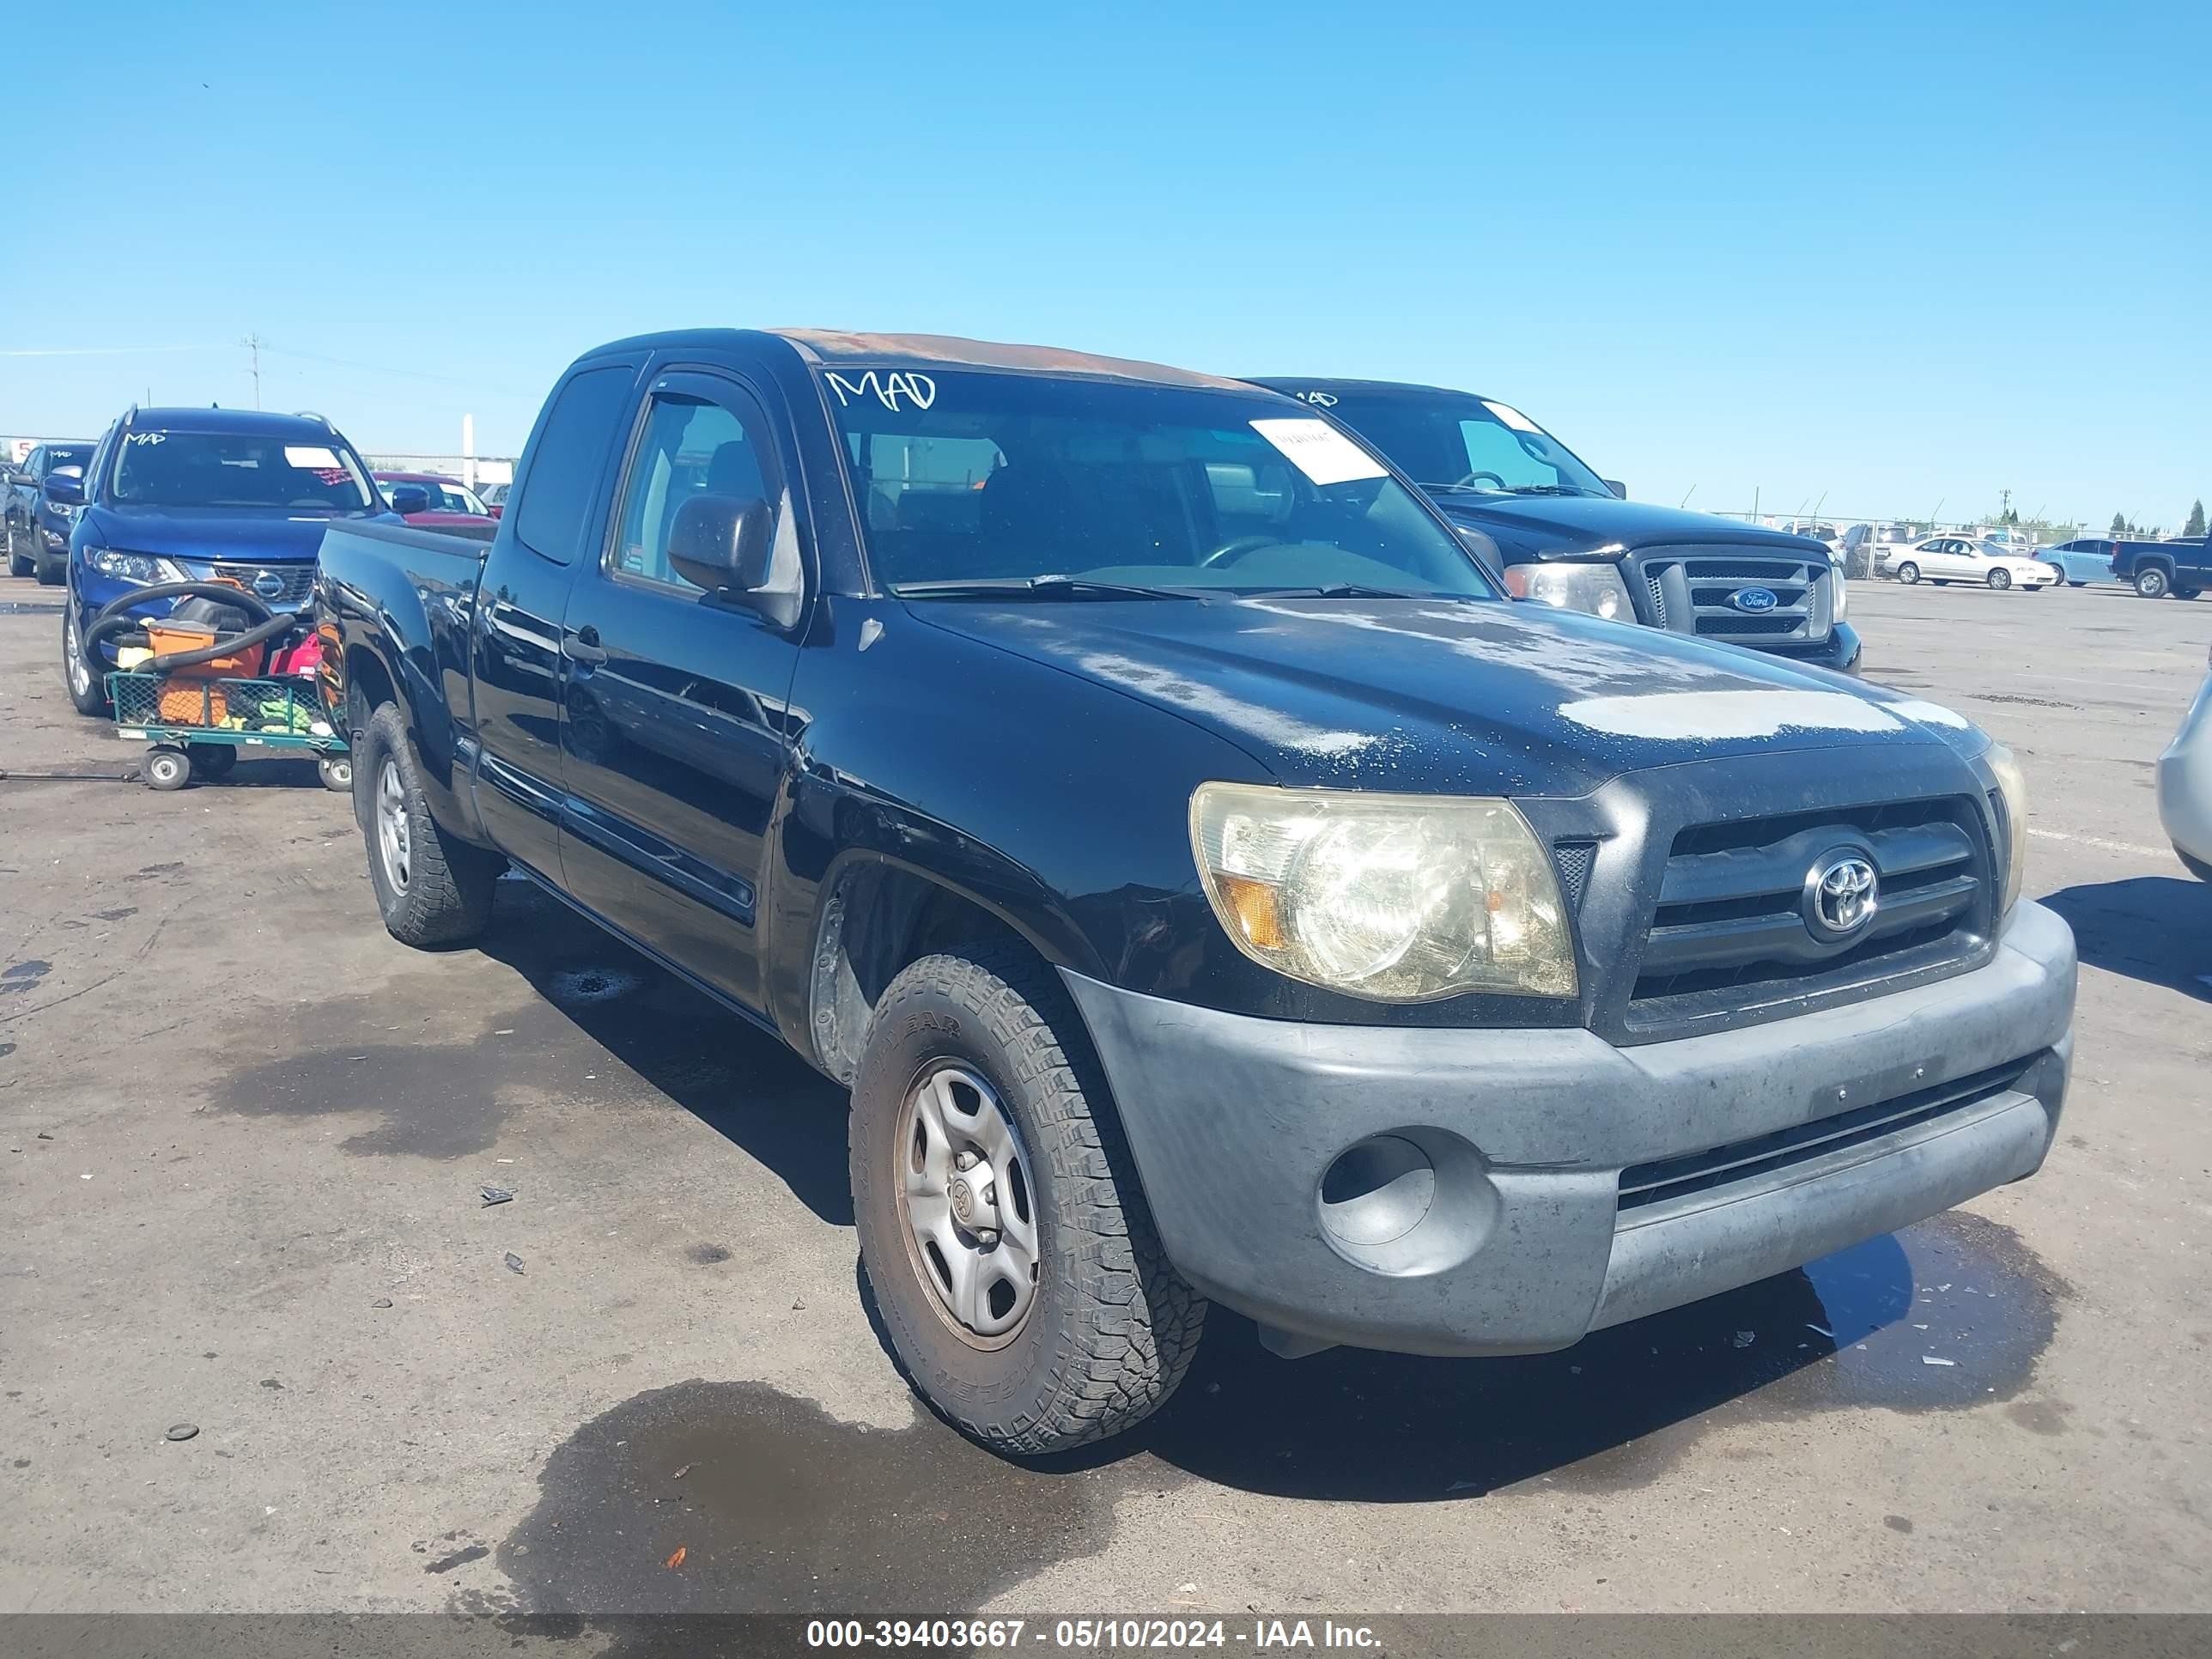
[284,446,342,469]
[1249,418,1388,487]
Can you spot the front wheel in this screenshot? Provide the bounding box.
[143,746,191,792]
[1988,568,2012,591]
[1897,562,1921,585]
[2135,567,2171,599]
[7,529,30,579]
[358,702,498,946]
[61,604,109,716]
[850,941,1205,1456]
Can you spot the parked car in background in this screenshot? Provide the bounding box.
[55,407,392,715]
[1889,536,2059,591]
[6,440,97,583]
[1841,523,1922,577]
[478,480,510,518]
[371,470,498,526]
[1248,377,1861,671]
[318,325,2068,1456]
[2159,641,2212,880]
[2036,538,2120,587]
[2111,537,2211,600]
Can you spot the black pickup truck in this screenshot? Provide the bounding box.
[2111,536,2212,600]
[317,328,2075,1456]
[1249,380,1862,672]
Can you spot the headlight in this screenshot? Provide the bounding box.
[1501,561,1635,622]
[86,548,184,585]
[1189,782,1577,1000]
[1985,742,2029,915]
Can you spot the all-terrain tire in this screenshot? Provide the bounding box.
[850,940,1206,1456]
[358,702,499,947]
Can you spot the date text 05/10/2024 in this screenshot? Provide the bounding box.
[804,1619,1382,1650]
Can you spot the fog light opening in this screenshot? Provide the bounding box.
[1319,1134,1437,1248]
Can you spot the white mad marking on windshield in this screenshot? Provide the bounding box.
[825,370,936,411]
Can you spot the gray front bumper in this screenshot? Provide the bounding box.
[1064,900,2075,1356]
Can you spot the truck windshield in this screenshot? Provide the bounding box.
[110,431,376,511]
[828,371,1498,599]
[1294,389,1613,500]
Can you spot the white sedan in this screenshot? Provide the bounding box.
[1889,536,2060,591]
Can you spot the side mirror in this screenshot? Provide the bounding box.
[668,492,774,596]
[1604,479,1627,500]
[388,484,430,515]
[42,473,84,507]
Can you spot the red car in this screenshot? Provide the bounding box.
[373,471,498,527]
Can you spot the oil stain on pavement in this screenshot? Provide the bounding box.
[497,1380,1131,1618]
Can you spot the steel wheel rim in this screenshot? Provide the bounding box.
[374,759,412,894]
[893,1060,1042,1350]
[65,611,90,697]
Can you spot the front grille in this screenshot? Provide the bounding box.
[1626,797,1992,1032]
[1617,1057,2033,1214]
[210,562,316,607]
[1634,546,1833,647]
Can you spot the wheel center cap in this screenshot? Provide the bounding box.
[947,1173,995,1232]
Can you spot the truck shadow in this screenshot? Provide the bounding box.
[2042,877,2212,1000]
[474,880,855,1224]
[471,884,2063,1502]
[1128,1200,2059,1499]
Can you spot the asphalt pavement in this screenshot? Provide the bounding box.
[2,574,2207,1618]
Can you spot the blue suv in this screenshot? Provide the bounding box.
[54,406,395,714]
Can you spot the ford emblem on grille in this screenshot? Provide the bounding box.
[1730,586,1779,613]
[1803,849,1880,942]
[250,569,285,599]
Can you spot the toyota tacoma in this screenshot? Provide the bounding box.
[316,329,2073,1456]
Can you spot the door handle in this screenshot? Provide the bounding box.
[563,626,608,666]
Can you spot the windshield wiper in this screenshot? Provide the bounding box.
[891,575,1204,601]
[1416,482,1600,498]
[1243,583,1432,599]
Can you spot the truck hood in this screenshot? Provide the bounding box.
[1431,492,1829,557]
[80,503,392,564]
[913,596,1976,795]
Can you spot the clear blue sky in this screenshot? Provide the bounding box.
[4,1,2205,530]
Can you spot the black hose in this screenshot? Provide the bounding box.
[143,608,301,672]
[81,580,287,680]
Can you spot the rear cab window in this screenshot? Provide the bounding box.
[514,365,638,565]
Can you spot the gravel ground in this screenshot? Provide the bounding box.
[2,574,2207,1618]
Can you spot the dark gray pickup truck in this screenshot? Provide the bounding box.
[317,327,2075,1456]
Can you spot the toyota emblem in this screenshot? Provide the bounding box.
[1730,586,1779,613]
[1803,850,1880,941]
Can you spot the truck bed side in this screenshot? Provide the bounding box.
[316,520,496,843]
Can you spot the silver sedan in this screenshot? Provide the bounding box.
[2157,640,2212,880]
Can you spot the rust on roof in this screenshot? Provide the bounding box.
[769,330,1249,392]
